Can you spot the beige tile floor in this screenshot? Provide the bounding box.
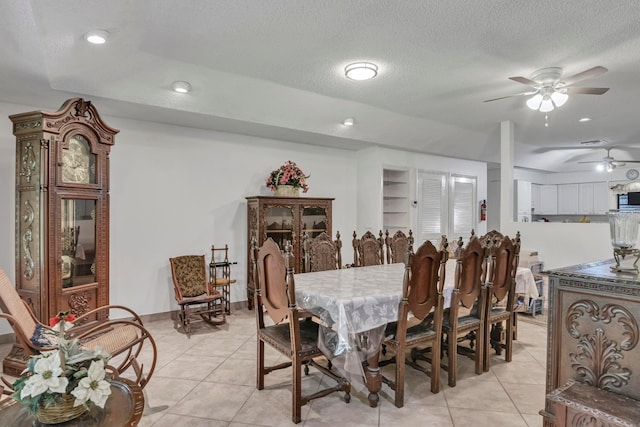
[0,311,548,426]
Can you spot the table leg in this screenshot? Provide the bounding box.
[364,353,381,407]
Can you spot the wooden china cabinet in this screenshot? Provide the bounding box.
[10,98,118,322]
[246,196,333,309]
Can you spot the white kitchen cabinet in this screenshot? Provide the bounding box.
[558,184,579,214]
[514,180,531,222]
[579,183,594,214]
[593,182,611,214]
[531,183,541,213]
[539,185,558,215]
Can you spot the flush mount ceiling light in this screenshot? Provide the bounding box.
[345,62,378,81]
[579,117,592,122]
[342,117,355,126]
[171,81,192,93]
[83,30,109,44]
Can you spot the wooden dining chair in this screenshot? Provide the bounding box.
[414,235,488,387]
[302,231,342,272]
[252,238,351,424]
[384,229,414,264]
[483,231,520,371]
[352,230,384,267]
[381,239,448,407]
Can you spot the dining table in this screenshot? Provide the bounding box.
[294,260,536,407]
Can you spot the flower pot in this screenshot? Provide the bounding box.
[274,185,300,197]
[36,394,86,424]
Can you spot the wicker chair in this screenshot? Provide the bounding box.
[0,267,157,389]
[169,255,226,335]
[381,239,448,407]
[252,238,351,424]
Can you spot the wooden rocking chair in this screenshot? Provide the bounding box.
[169,255,226,336]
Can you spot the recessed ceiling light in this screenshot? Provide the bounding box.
[83,30,109,44]
[578,117,592,123]
[171,81,192,93]
[345,62,378,81]
[342,117,355,126]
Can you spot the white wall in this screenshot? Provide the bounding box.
[0,100,359,334]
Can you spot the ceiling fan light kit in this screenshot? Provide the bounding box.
[486,65,609,114]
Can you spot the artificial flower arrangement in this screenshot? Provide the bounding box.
[265,160,310,193]
[11,311,112,422]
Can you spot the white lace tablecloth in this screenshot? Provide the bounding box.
[294,262,535,378]
[295,263,406,377]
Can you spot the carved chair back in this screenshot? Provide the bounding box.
[385,229,414,264]
[486,232,520,304]
[453,236,488,312]
[303,231,342,272]
[352,230,384,267]
[405,239,448,320]
[255,238,295,325]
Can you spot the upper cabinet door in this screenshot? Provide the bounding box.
[539,185,558,215]
[558,184,579,214]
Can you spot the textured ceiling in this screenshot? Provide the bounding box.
[2,0,640,172]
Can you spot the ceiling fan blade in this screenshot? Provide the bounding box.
[614,160,640,163]
[564,87,609,95]
[561,66,608,86]
[483,91,537,102]
[508,76,539,87]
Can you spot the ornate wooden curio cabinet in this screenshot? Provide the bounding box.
[11,98,118,322]
[246,196,333,309]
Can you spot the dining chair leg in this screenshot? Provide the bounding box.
[483,321,490,372]
[292,355,302,424]
[257,339,265,390]
[475,325,484,375]
[505,316,513,363]
[431,339,441,394]
[395,345,406,408]
[448,331,457,387]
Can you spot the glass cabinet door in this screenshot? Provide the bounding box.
[264,205,294,249]
[61,198,97,288]
[302,206,328,238]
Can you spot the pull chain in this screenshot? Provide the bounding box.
[545,113,549,127]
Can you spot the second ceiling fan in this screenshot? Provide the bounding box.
[579,147,640,172]
[485,66,610,112]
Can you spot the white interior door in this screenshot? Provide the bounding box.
[417,171,477,246]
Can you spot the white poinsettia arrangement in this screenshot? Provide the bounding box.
[12,311,112,414]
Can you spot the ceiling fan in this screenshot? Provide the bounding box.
[484,66,610,112]
[578,147,640,172]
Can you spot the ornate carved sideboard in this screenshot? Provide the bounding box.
[543,260,640,426]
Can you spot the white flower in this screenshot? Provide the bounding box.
[51,320,74,333]
[20,352,68,399]
[71,359,111,408]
